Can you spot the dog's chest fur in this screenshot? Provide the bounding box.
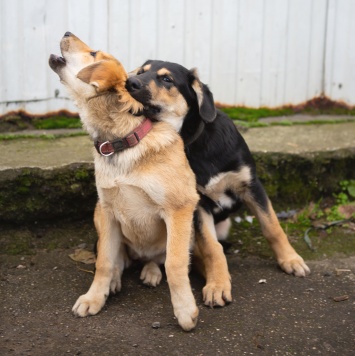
[94,125,198,260]
[100,183,167,259]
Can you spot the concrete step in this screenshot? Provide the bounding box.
[1,121,354,223]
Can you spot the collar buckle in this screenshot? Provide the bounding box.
[99,141,114,156]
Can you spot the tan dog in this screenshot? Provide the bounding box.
[49,32,199,331]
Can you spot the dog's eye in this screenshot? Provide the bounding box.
[162,75,173,83]
[90,51,97,57]
[137,69,144,75]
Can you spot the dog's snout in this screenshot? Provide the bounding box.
[64,31,72,38]
[126,77,142,92]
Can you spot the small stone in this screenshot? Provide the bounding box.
[152,322,160,329]
[333,295,349,302]
[258,279,267,284]
[16,265,26,269]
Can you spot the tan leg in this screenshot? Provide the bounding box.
[72,202,124,317]
[164,206,198,331]
[245,193,310,277]
[140,261,162,287]
[94,201,129,291]
[194,207,232,307]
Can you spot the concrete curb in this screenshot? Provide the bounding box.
[1,122,354,223]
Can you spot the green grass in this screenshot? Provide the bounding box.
[33,116,81,129]
[219,100,355,126]
[299,106,355,116]
[0,131,87,141]
[220,107,294,122]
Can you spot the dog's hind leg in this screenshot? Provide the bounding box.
[194,207,232,307]
[140,261,162,287]
[245,178,310,277]
[72,202,124,317]
[164,206,199,331]
[215,217,232,241]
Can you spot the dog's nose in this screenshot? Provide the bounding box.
[64,31,72,37]
[126,77,142,92]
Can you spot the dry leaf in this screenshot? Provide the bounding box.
[69,249,96,264]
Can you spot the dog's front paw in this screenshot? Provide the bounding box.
[72,292,107,317]
[174,304,199,332]
[203,280,232,307]
[140,262,162,287]
[279,254,310,277]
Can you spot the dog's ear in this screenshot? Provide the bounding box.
[77,60,127,92]
[128,60,153,78]
[189,68,216,123]
[142,59,153,66]
[78,59,143,113]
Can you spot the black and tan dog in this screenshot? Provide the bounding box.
[49,34,201,331]
[126,60,311,304]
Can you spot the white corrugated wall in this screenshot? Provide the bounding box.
[0,0,354,116]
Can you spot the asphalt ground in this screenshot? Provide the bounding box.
[1,249,354,355]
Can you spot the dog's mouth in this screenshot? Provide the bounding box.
[49,54,66,71]
[142,105,161,120]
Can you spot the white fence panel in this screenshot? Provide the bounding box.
[210,0,240,105]
[0,0,355,116]
[282,0,326,106]
[325,0,355,105]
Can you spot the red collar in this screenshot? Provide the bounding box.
[94,118,153,156]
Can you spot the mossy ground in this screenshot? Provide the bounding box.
[227,185,355,262]
[2,205,353,260]
[220,106,294,123]
[219,96,355,128]
[227,215,355,262]
[220,106,355,122]
[0,218,97,255]
[33,116,81,130]
[0,131,86,141]
[0,112,81,132]
[0,164,97,222]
